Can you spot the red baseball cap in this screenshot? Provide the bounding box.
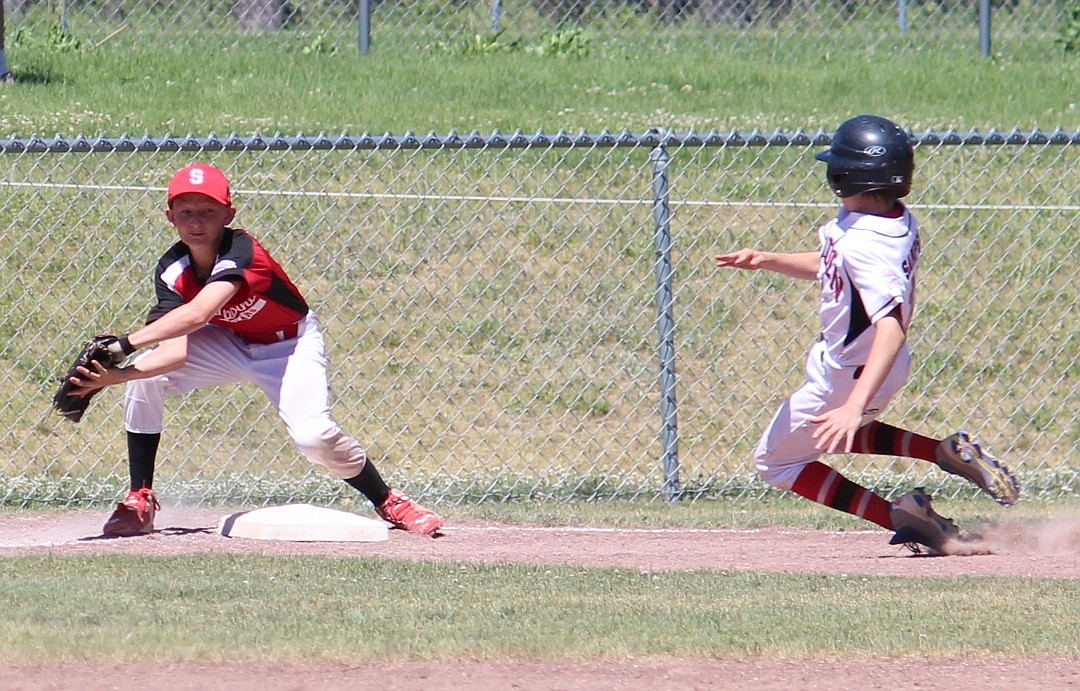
[167,163,232,207]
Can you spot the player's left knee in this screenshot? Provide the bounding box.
[289,419,366,478]
[755,462,801,492]
[289,418,339,452]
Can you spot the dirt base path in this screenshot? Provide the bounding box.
[3,505,1080,578]
[6,657,1080,691]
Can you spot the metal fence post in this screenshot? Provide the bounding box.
[650,143,681,503]
[897,0,908,33]
[359,0,371,54]
[979,0,991,57]
[491,0,501,34]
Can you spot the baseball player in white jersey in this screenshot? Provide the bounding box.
[67,163,443,538]
[716,115,1019,555]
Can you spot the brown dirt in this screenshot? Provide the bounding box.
[3,504,1080,690]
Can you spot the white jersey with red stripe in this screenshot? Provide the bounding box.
[753,203,922,486]
[817,203,920,369]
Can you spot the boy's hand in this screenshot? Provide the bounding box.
[51,335,129,423]
[715,248,767,270]
[810,403,866,454]
[67,360,128,396]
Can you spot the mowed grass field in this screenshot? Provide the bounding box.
[3,497,1080,666]
[1,18,1079,670]
[2,24,1078,134]
[3,555,1079,662]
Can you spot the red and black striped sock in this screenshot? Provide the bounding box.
[849,421,939,461]
[790,461,893,530]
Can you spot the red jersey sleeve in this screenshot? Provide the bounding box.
[148,229,309,343]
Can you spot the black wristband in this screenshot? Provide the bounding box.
[118,335,136,356]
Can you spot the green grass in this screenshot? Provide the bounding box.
[3,495,1068,531]
[2,138,1076,505]
[2,553,1079,662]
[2,34,1077,136]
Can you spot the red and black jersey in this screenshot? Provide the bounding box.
[147,228,309,344]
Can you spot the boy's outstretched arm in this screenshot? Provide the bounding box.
[65,282,239,398]
[810,306,907,453]
[125,281,240,351]
[715,249,819,280]
[67,336,189,396]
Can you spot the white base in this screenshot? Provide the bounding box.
[218,504,389,542]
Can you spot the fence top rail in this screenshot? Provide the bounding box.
[2,128,1078,155]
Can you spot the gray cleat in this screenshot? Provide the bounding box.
[889,487,960,556]
[936,431,1020,507]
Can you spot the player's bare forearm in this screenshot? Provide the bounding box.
[810,311,906,453]
[124,337,187,379]
[126,281,238,350]
[844,312,906,411]
[715,249,818,280]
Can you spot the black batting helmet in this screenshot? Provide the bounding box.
[815,115,915,198]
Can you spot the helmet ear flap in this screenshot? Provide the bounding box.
[825,168,851,195]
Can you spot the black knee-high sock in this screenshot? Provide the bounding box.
[127,432,160,491]
[344,461,390,507]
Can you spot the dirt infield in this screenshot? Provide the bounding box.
[3,505,1080,689]
[3,505,1080,578]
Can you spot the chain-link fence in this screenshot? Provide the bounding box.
[4,0,1074,57]
[1,127,1077,508]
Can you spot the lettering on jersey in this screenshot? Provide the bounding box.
[901,234,921,279]
[217,296,268,323]
[883,271,904,292]
[820,236,844,300]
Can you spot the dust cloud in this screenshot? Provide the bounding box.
[958,511,1080,556]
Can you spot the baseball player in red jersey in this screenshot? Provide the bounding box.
[67,163,443,537]
[716,115,1019,555]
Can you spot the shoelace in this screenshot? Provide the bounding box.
[127,489,160,512]
[390,499,419,520]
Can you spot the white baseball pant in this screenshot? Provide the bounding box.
[754,339,911,491]
[124,311,368,479]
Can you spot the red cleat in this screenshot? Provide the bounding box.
[376,488,443,536]
[102,488,160,536]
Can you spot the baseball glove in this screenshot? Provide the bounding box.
[51,335,128,423]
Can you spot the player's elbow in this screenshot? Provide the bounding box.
[177,305,217,333]
[166,352,188,371]
[879,306,906,331]
[150,337,188,371]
